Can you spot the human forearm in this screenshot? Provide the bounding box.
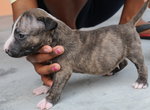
[119,0,146,24]
[11,0,38,21]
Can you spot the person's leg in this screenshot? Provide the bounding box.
[120,0,146,24]
[120,0,150,38]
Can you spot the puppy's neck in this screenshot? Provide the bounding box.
[51,22,81,48]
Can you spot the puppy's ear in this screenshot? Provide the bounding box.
[37,17,58,30]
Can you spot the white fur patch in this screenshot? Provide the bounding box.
[3,16,21,51]
[33,85,50,96]
[37,98,53,110]
[132,82,148,89]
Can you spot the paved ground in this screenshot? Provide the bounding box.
[0,8,150,110]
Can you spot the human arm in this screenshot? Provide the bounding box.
[119,0,148,24]
[11,0,38,21]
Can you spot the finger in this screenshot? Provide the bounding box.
[26,46,64,63]
[39,45,64,54]
[34,63,61,75]
[26,53,57,63]
[38,45,52,53]
[52,45,64,55]
[41,76,53,87]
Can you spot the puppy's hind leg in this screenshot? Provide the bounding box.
[127,45,148,89]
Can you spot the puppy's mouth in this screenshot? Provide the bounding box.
[19,50,34,57]
[5,45,43,58]
[5,49,33,58]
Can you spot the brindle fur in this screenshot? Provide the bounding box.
[4,0,149,106]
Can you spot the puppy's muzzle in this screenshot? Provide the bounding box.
[5,48,18,57]
[5,48,32,58]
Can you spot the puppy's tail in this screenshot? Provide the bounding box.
[129,0,150,26]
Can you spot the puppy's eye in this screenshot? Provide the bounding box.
[14,29,27,40]
[16,33,27,40]
[18,34,25,39]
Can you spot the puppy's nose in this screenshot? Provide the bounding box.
[5,49,17,57]
[5,49,10,54]
[5,49,12,56]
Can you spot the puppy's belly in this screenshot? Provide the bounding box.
[72,56,125,75]
[72,64,114,75]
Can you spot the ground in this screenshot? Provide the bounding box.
[0,8,150,110]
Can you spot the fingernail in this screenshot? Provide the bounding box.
[43,46,52,53]
[51,66,59,71]
[48,81,53,87]
[43,48,51,53]
[55,48,62,55]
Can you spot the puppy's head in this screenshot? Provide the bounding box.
[4,8,58,57]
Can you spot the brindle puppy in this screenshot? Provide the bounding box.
[4,0,149,110]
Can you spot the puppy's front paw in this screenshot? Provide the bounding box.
[33,85,50,96]
[132,82,148,89]
[37,98,53,110]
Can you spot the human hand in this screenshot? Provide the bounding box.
[26,45,64,86]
